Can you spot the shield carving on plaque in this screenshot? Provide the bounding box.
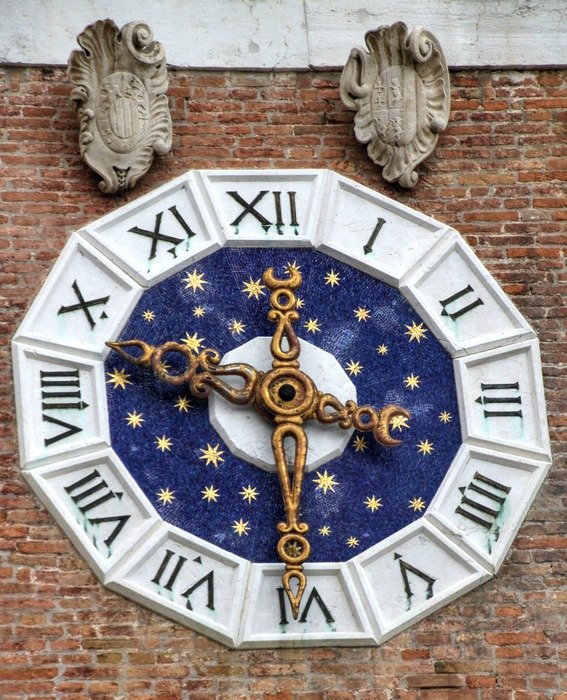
[340,23,450,188]
[68,20,172,193]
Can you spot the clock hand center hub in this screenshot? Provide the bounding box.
[257,366,318,422]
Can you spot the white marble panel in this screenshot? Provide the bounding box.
[13,342,109,466]
[239,563,375,647]
[401,237,534,356]
[305,0,567,68]
[15,234,142,356]
[83,172,221,287]
[108,524,250,647]
[23,449,158,579]
[2,1,565,68]
[317,173,449,286]
[428,446,551,572]
[350,520,489,640]
[196,169,328,246]
[455,339,551,460]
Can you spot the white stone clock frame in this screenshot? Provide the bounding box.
[12,169,551,648]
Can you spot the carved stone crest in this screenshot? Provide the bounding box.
[68,20,172,193]
[340,23,450,188]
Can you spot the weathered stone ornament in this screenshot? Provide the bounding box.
[340,22,450,188]
[68,19,172,193]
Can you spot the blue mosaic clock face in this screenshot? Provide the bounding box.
[105,247,461,563]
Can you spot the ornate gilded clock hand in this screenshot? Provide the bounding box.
[258,267,314,619]
[105,339,261,405]
[106,265,410,621]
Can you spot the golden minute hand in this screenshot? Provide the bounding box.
[256,267,316,619]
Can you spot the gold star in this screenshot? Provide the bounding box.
[175,396,191,412]
[390,414,410,431]
[285,540,304,558]
[229,319,246,335]
[181,331,205,353]
[199,443,225,467]
[142,309,155,322]
[156,487,175,505]
[193,305,206,318]
[365,495,383,512]
[354,306,371,322]
[155,435,172,453]
[201,485,219,503]
[240,485,259,503]
[345,360,363,376]
[325,270,341,287]
[404,373,420,390]
[296,297,305,309]
[376,344,389,355]
[439,411,453,423]
[232,518,250,536]
[125,411,144,429]
[409,496,427,512]
[313,469,338,495]
[352,435,368,452]
[346,536,360,548]
[417,439,434,455]
[184,269,208,293]
[318,525,331,536]
[304,318,321,333]
[405,321,428,343]
[106,368,132,390]
[242,277,266,300]
[286,261,301,274]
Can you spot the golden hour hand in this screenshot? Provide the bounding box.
[106,265,410,620]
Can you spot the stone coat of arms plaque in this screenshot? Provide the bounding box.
[340,23,450,188]
[68,19,172,193]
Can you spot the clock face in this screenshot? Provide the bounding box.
[12,169,551,648]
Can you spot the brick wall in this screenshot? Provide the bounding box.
[0,66,565,699]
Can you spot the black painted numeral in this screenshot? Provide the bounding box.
[476,382,523,418]
[227,190,299,234]
[41,369,88,446]
[64,469,131,549]
[151,550,216,611]
[363,217,386,255]
[277,586,334,625]
[151,549,188,590]
[456,471,511,534]
[439,284,484,320]
[128,204,197,260]
[57,280,109,330]
[182,571,215,611]
[394,553,436,609]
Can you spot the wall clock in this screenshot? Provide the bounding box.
[12,169,551,648]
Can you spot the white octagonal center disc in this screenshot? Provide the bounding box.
[209,336,356,472]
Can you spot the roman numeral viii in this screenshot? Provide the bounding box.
[64,469,131,549]
[41,369,88,447]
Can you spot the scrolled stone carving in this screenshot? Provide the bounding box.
[340,22,450,188]
[68,19,172,193]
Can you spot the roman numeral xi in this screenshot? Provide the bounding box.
[128,205,197,260]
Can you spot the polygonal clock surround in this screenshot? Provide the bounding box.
[12,169,551,648]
